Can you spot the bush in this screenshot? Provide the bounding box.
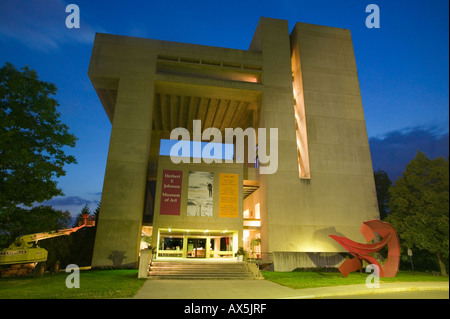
[400,248,449,273]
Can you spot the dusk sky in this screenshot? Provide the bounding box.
[1,0,448,216]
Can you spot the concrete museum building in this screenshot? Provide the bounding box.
[88,17,380,271]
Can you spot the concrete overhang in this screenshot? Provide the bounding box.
[88,32,264,132]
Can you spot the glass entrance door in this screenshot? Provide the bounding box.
[187,238,206,258]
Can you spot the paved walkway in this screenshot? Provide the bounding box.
[133,279,449,299]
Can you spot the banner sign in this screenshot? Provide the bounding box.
[219,173,239,218]
[160,170,182,215]
[187,171,214,217]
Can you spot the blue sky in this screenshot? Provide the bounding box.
[0,0,448,216]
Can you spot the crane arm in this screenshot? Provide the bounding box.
[11,220,88,249]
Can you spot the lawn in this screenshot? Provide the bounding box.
[1,268,448,299]
[0,269,146,299]
[261,270,449,290]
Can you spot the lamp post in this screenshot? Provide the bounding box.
[407,248,414,275]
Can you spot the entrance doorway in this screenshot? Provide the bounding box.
[187,238,206,258]
[156,229,236,259]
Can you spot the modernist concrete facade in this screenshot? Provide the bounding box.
[88,17,380,270]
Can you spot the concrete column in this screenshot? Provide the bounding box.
[249,18,297,260]
[206,237,211,259]
[92,73,155,268]
[138,249,151,278]
[182,236,188,258]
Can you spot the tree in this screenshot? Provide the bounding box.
[374,169,392,220]
[0,205,72,248]
[93,201,100,229]
[73,203,91,227]
[68,203,96,267]
[56,203,99,267]
[0,62,77,212]
[387,151,449,276]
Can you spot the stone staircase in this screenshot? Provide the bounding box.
[148,260,261,280]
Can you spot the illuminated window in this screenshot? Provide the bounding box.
[244,220,261,227]
[243,230,250,238]
[255,203,260,219]
[291,53,311,179]
[243,209,249,219]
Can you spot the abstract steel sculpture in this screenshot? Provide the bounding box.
[329,219,400,277]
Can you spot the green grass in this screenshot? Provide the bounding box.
[261,270,449,290]
[0,269,146,299]
[1,268,448,298]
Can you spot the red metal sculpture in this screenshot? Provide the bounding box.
[329,219,400,277]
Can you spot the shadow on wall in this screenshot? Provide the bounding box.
[273,227,353,272]
[108,250,127,267]
[305,252,349,269]
[273,251,349,272]
[312,227,346,251]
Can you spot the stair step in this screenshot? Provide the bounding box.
[151,263,243,266]
[148,271,249,274]
[150,268,247,274]
[148,261,257,280]
[147,273,253,277]
[150,268,243,270]
[148,276,253,280]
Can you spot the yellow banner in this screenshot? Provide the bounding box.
[219,173,239,218]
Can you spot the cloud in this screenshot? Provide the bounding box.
[90,191,103,197]
[40,194,101,217]
[369,126,449,181]
[43,196,95,207]
[0,0,102,51]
